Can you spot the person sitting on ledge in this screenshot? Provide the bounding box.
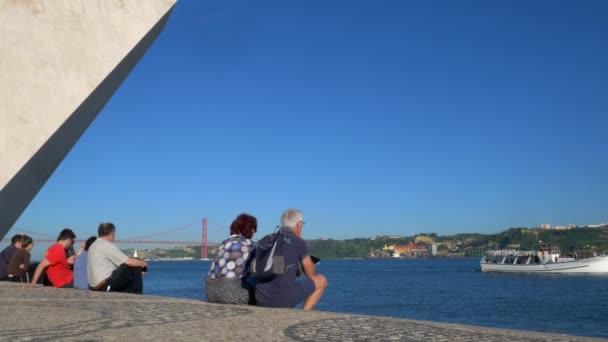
[73,236,97,290]
[88,223,147,294]
[7,235,34,283]
[26,229,77,288]
[0,234,23,281]
[205,213,258,305]
[255,209,327,311]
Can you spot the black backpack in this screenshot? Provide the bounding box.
[250,231,296,282]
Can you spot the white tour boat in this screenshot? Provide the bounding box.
[480,247,608,274]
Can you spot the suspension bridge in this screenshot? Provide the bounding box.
[0,218,220,259]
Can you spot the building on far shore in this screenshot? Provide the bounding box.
[383,241,429,257]
[538,223,606,230]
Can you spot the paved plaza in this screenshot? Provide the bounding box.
[0,282,604,341]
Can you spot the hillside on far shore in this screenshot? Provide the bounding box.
[123,226,608,260]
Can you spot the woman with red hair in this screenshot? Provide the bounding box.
[205,213,257,304]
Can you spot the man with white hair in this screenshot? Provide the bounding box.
[255,209,327,310]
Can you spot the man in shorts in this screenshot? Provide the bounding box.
[88,223,147,294]
[255,209,327,310]
[26,229,76,288]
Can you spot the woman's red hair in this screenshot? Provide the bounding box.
[230,213,257,239]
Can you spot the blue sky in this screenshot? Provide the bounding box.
[10,0,608,245]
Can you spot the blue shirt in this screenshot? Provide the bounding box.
[255,227,310,306]
[73,251,89,290]
[0,245,17,278]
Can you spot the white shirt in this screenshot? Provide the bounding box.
[87,238,128,286]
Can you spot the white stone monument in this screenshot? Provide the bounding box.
[0,0,177,240]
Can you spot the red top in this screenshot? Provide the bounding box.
[45,243,73,288]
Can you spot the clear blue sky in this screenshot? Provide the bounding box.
[11,0,608,244]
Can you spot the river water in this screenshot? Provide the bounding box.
[143,258,608,338]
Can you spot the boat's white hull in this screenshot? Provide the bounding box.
[480,255,608,274]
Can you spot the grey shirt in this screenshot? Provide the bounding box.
[87,238,128,286]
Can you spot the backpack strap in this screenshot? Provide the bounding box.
[263,233,281,272]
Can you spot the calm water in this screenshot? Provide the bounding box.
[143,258,608,338]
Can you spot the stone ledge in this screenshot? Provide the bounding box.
[0,282,604,341]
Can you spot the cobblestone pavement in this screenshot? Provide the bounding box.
[283,316,603,342]
[0,283,604,341]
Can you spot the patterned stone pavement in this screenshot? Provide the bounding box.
[283,317,604,342]
[0,282,604,341]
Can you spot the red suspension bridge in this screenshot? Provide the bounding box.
[1,218,220,259]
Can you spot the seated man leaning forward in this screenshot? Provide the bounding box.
[27,229,77,288]
[255,209,327,311]
[88,223,147,294]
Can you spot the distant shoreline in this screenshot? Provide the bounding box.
[145,256,481,262]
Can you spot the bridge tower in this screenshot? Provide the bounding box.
[202,218,208,260]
